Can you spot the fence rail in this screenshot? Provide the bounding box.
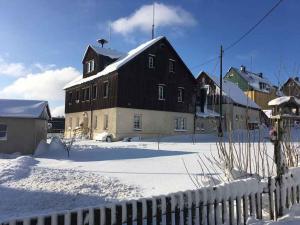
[2,169,300,225]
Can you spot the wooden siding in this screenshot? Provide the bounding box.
[117,38,196,113]
[65,37,196,114]
[224,68,249,91]
[65,72,118,114]
[281,79,300,98]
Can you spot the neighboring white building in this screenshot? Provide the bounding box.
[0,99,51,154]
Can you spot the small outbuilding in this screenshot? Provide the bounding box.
[0,99,51,154]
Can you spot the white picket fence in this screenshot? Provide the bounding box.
[2,169,300,225]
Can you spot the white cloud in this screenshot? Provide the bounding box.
[0,57,29,77]
[111,2,196,36]
[51,105,65,117]
[0,67,81,102]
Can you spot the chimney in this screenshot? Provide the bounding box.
[295,77,299,82]
[240,65,246,72]
[258,73,263,78]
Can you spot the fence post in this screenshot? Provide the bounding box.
[268,177,274,220]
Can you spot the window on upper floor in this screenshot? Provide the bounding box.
[169,59,175,73]
[75,90,80,103]
[92,85,97,100]
[86,60,95,73]
[103,81,109,98]
[148,55,155,69]
[68,92,73,105]
[0,124,8,141]
[158,85,165,100]
[178,87,184,102]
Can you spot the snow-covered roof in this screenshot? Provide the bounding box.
[231,67,273,92]
[203,73,260,109]
[268,96,300,106]
[262,109,272,118]
[0,99,51,119]
[89,45,125,59]
[65,36,165,89]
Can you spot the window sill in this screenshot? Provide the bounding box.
[174,129,187,132]
[177,101,184,103]
[158,99,166,101]
[134,128,142,131]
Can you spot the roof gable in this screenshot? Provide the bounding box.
[0,99,51,119]
[82,45,125,63]
[231,67,273,92]
[65,36,165,89]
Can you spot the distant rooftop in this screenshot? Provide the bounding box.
[231,66,273,92]
[0,99,51,119]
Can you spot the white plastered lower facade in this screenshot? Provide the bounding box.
[64,107,194,140]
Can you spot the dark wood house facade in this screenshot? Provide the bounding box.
[64,36,196,140]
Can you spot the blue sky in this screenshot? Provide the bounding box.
[0,0,299,115]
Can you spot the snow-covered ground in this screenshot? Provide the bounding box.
[0,129,299,222]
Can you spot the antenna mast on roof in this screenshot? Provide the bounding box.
[97,38,108,48]
[152,2,155,39]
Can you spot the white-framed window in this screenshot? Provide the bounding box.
[92,84,97,100]
[158,85,165,100]
[104,114,108,130]
[178,87,184,102]
[84,87,90,101]
[174,117,187,131]
[103,81,109,98]
[133,114,142,130]
[148,54,155,69]
[68,92,73,105]
[75,90,80,103]
[93,115,98,129]
[86,60,95,73]
[0,124,8,141]
[169,59,175,73]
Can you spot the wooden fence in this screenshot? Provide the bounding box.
[2,170,300,225]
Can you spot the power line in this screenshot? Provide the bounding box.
[191,0,285,70]
[224,0,284,51]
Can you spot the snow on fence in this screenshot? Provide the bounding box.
[2,170,300,225]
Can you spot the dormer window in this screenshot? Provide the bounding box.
[148,54,155,69]
[169,59,175,73]
[86,60,95,73]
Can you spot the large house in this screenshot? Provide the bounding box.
[196,72,261,132]
[0,99,51,154]
[64,36,196,140]
[281,77,300,98]
[224,66,280,109]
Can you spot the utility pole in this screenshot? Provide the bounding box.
[218,45,223,137]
